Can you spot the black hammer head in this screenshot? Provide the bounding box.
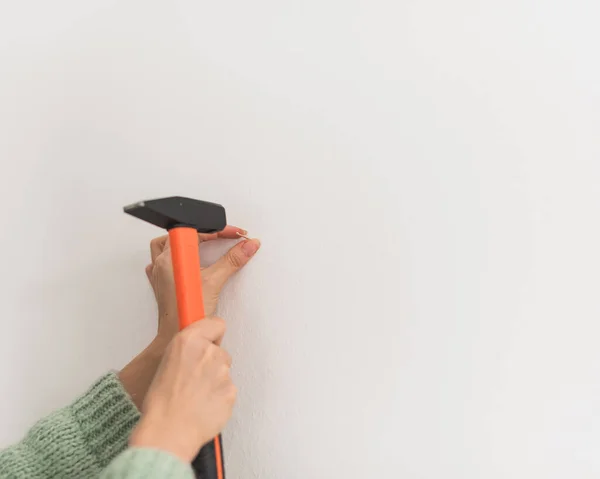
[124,196,227,233]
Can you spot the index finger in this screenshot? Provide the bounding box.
[150,235,169,263]
[150,225,245,262]
[198,225,247,243]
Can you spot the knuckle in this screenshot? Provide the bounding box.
[210,316,227,335]
[205,342,219,358]
[154,253,171,269]
[218,364,230,380]
[216,316,227,330]
[226,250,244,269]
[222,350,232,366]
[176,328,205,351]
[175,329,194,349]
[228,384,238,403]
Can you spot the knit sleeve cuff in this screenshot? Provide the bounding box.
[70,372,141,470]
[100,448,194,479]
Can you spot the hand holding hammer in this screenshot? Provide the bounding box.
[124,197,260,479]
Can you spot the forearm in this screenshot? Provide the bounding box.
[0,373,140,478]
[0,337,169,478]
[100,341,195,479]
[0,323,193,479]
[119,339,166,410]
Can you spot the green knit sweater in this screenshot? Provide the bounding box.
[0,373,194,479]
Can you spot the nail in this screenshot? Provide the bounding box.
[238,229,248,235]
[242,239,261,257]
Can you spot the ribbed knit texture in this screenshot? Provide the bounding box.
[0,372,193,479]
[100,448,194,479]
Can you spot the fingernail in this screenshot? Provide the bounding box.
[238,229,248,235]
[242,239,261,257]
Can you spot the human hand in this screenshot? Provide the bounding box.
[146,225,260,346]
[129,317,235,462]
[118,226,258,410]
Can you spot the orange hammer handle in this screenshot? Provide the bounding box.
[168,226,225,479]
[169,227,205,329]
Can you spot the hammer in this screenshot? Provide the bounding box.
[124,196,228,479]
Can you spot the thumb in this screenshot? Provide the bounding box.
[204,239,261,290]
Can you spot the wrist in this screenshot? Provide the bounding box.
[130,415,199,463]
[155,314,179,350]
[119,340,165,410]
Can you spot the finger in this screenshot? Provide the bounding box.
[213,347,232,367]
[187,317,227,344]
[150,235,169,263]
[216,364,232,386]
[198,225,248,243]
[152,227,242,262]
[204,238,261,290]
[220,383,237,405]
[204,346,233,380]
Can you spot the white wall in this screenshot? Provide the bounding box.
[1,1,600,478]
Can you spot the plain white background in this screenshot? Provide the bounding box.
[1,1,599,478]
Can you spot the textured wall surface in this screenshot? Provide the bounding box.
[1,1,600,478]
